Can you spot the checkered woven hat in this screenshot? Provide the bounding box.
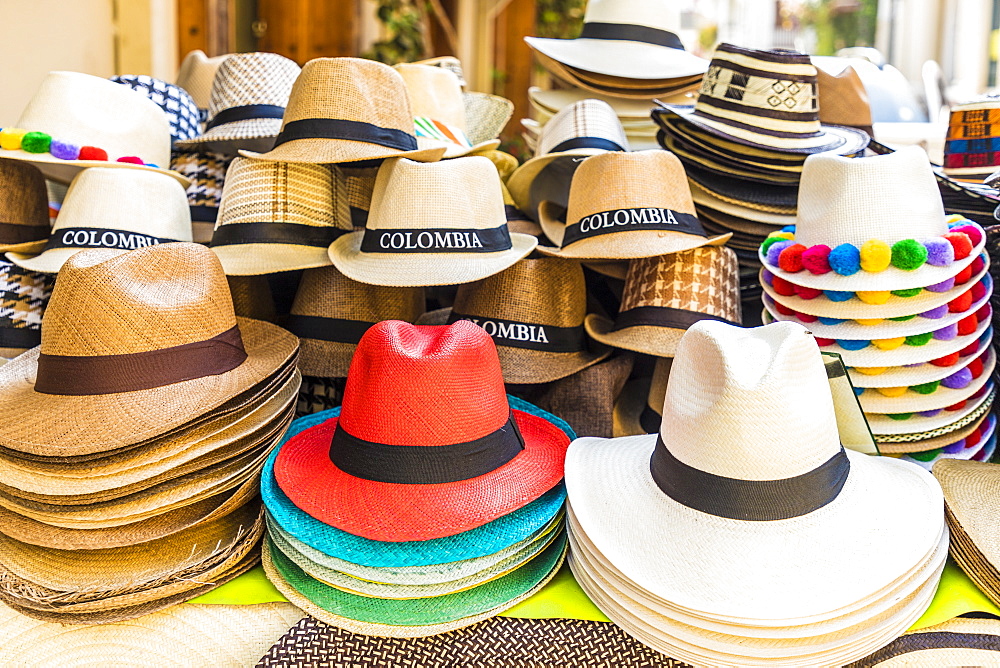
[111,75,202,143]
[169,150,232,223]
[943,98,1000,182]
[0,256,53,360]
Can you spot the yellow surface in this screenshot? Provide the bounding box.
[908,559,1000,631]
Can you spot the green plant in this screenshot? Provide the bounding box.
[364,0,427,64]
[536,0,586,39]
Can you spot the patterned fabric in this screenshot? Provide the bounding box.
[206,53,300,126]
[169,151,232,222]
[343,166,379,228]
[414,117,473,148]
[296,375,347,417]
[111,75,202,143]
[535,99,630,156]
[256,615,688,667]
[944,100,1000,173]
[0,258,53,354]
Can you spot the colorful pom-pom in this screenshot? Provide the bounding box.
[796,312,818,323]
[971,254,986,274]
[943,232,973,260]
[818,317,846,325]
[923,238,954,266]
[877,386,908,397]
[891,287,922,298]
[860,239,892,272]
[857,290,891,305]
[959,340,981,356]
[972,280,988,301]
[872,337,906,350]
[794,285,823,300]
[117,156,144,165]
[888,413,915,420]
[855,318,883,326]
[969,357,985,377]
[781,225,796,233]
[889,314,918,322]
[778,244,806,272]
[890,239,927,271]
[955,264,975,285]
[20,132,51,154]
[911,381,941,395]
[933,324,958,341]
[838,339,870,351]
[773,302,796,316]
[931,352,961,366]
[0,128,27,151]
[942,368,973,389]
[760,237,786,255]
[771,276,796,297]
[765,240,794,266]
[926,278,956,293]
[951,223,984,247]
[814,337,836,346]
[945,399,968,411]
[910,449,942,461]
[920,408,944,417]
[823,290,854,302]
[920,305,949,319]
[949,291,973,313]
[828,243,862,276]
[50,140,80,160]
[854,387,864,397]
[801,245,832,275]
[78,146,108,161]
[957,314,978,336]
[976,304,991,321]
[905,332,934,346]
[852,366,887,375]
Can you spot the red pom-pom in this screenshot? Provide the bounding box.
[778,243,807,272]
[774,302,796,316]
[952,224,984,246]
[949,290,973,313]
[972,254,986,274]
[794,285,823,300]
[772,276,796,297]
[797,312,818,323]
[814,337,835,346]
[958,341,980,356]
[967,427,983,447]
[977,304,991,321]
[973,280,988,301]
[801,245,832,275]
[957,314,977,335]
[946,399,968,411]
[78,146,108,161]
[943,232,973,260]
[117,156,144,165]
[968,357,985,378]
[931,352,961,367]
[954,264,974,284]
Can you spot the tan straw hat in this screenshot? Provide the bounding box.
[613,357,671,437]
[463,92,515,146]
[210,158,352,275]
[174,52,301,155]
[537,150,731,259]
[329,157,537,286]
[0,160,52,255]
[0,72,187,187]
[174,49,231,112]
[288,265,425,377]
[242,57,445,165]
[848,616,1000,667]
[586,247,743,356]
[7,167,193,274]
[0,243,298,458]
[816,65,874,137]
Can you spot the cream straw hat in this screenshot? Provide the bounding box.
[175,49,230,112]
[329,157,536,287]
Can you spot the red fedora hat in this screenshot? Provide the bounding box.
[273,320,570,541]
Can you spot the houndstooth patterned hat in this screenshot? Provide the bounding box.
[111,75,202,143]
[0,256,54,360]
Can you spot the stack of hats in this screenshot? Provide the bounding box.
[174,49,231,121]
[0,243,299,623]
[652,43,870,320]
[566,320,948,666]
[760,148,993,466]
[935,97,1000,226]
[260,321,572,637]
[526,87,662,151]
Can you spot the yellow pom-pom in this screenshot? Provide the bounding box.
[0,128,28,151]
[860,239,892,272]
[767,231,794,241]
[872,337,906,350]
[853,366,887,375]
[945,214,965,225]
[876,386,908,397]
[856,290,891,305]
[855,318,884,326]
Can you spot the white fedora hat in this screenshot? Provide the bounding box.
[524,0,708,80]
[0,72,187,187]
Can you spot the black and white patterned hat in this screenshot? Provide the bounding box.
[111,75,202,143]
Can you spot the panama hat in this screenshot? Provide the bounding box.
[0,72,187,187]
[170,150,232,243]
[0,160,52,256]
[524,0,707,80]
[899,413,997,468]
[463,92,515,146]
[942,98,1000,182]
[111,75,202,144]
[816,65,874,137]
[586,247,742,357]
[288,265,425,377]
[175,50,230,112]
[0,258,52,361]
[536,151,731,259]
[328,157,536,287]
[174,53,301,155]
[6,167,193,274]
[867,382,995,440]
[532,53,702,101]
[210,158,351,275]
[242,58,445,164]
[613,357,671,437]
[848,616,1000,667]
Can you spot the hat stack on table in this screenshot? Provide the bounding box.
[934,98,1000,226]
[760,147,994,467]
[261,321,572,637]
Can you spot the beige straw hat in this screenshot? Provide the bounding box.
[210,158,352,275]
[174,53,302,155]
[586,247,742,356]
[0,243,298,458]
[288,265,425,377]
[328,157,537,286]
[533,52,702,100]
[7,167,193,274]
[0,160,52,255]
[848,616,1000,667]
[0,72,187,187]
[242,58,445,165]
[463,92,515,146]
[817,65,874,137]
[537,150,731,259]
[174,49,230,112]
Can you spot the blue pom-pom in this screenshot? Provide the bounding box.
[854,387,865,396]
[782,225,796,233]
[837,339,870,350]
[824,290,854,302]
[818,317,846,325]
[828,243,862,276]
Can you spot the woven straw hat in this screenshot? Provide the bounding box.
[613,357,671,437]
[170,150,233,244]
[111,75,202,144]
[0,243,298,457]
[537,150,731,259]
[848,616,1000,667]
[899,413,997,467]
[0,72,187,186]
[288,265,425,377]
[816,65,874,136]
[210,158,351,275]
[586,247,742,356]
[242,58,445,164]
[867,383,995,439]
[524,0,707,80]
[878,399,994,455]
[942,98,1000,181]
[175,50,230,112]
[174,52,301,155]
[0,258,52,361]
[532,52,702,101]
[0,159,52,256]
[329,157,536,287]
[463,92,515,146]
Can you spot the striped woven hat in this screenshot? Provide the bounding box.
[942,98,1000,182]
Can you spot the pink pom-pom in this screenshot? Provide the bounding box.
[801,245,832,274]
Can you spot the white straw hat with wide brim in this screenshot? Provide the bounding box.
[848,328,993,389]
[856,348,995,414]
[866,384,995,436]
[529,87,659,121]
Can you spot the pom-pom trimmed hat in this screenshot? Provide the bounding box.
[760,147,987,292]
[174,52,302,155]
[537,150,731,259]
[110,75,202,144]
[7,167,193,274]
[271,320,571,542]
[523,0,708,80]
[328,157,537,287]
[241,58,446,165]
[0,159,54,255]
[0,72,188,187]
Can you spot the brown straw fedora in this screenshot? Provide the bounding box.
[210,158,351,275]
[0,243,298,458]
[0,159,52,255]
[586,247,743,356]
[329,157,537,287]
[288,265,425,377]
[242,58,445,165]
[536,150,731,259]
[817,65,874,137]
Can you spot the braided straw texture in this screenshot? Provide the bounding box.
[0,159,50,249]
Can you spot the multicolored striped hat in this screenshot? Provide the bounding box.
[943,98,1000,182]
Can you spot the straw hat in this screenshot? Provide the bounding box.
[328,157,536,287]
[288,265,425,377]
[242,58,445,164]
[613,357,671,437]
[586,247,742,356]
[816,65,874,137]
[210,158,351,275]
[867,383,995,440]
[899,414,997,469]
[942,98,1000,182]
[654,44,869,154]
[411,56,467,85]
[507,100,629,221]
[174,53,301,155]
[463,93,515,146]
[175,49,230,113]
[848,616,1000,667]
[0,159,52,256]
[537,150,731,259]
[524,0,707,80]
[170,150,232,243]
[0,72,187,186]
[0,243,298,457]
[7,167,193,274]
[532,53,702,101]
[110,75,202,143]
[0,259,52,362]
[761,149,987,292]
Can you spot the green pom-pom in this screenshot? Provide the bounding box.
[904,332,934,346]
[888,314,918,321]
[890,287,922,298]
[760,236,785,255]
[910,380,941,394]
[888,412,914,420]
[909,448,942,461]
[20,132,51,154]
[891,239,928,271]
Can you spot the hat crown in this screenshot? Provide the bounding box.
[794,147,947,248]
[176,50,229,109]
[112,75,202,143]
[582,0,681,34]
[366,157,507,232]
[395,64,467,130]
[620,247,741,321]
[536,99,629,156]
[661,320,841,481]
[0,159,49,230]
[943,97,1000,172]
[40,243,237,357]
[340,320,510,446]
[169,151,230,210]
[207,52,301,117]
[291,266,425,321]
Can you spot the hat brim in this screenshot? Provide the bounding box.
[525,37,708,80]
[0,150,191,189]
[901,422,997,470]
[867,383,994,437]
[507,150,608,216]
[881,412,995,456]
[240,139,446,165]
[173,118,284,154]
[0,240,47,256]
[857,348,995,414]
[612,377,654,438]
[417,137,501,160]
[585,313,688,357]
[852,615,1000,666]
[690,183,797,224]
[848,328,993,389]
[327,230,537,287]
[210,242,335,276]
[529,86,656,121]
